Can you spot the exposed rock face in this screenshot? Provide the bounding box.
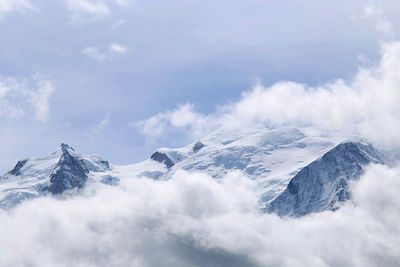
[267,142,384,217]
[47,144,90,194]
[0,143,112,208]
[193,141,206,153]
[9,160,28,176]
[150,151,175,168]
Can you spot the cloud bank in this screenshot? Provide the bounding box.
[0,165,399,267]
[138,41,400,152]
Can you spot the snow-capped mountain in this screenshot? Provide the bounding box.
[0,125,386,216]
[0,143,111,208]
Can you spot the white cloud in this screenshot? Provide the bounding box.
[65,0,133,22]
[82,46,107,62]
[83,42,128,61]
[0,165,399,266]
[66,0,110,18]
[137,41,400,152]
[109,42,127,54]
[115,0,133,7]
[0,75,55,122]
[29,77,56,122]
[363,2,394,37]
[87,114,110,141]
[0,0,32,18]
[135,103,220,141]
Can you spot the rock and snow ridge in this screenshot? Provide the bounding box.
[0,125,386,216]
[267,141,385,217]
[0,143,111,208]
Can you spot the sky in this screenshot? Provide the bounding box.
[1,0,400,171]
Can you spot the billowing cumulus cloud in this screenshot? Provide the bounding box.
[136,103,221,141]
[0,75,55,122]
[138,41,400,152]
[0,165,399,266]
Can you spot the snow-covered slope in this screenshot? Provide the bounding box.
[141,125,342,203]
[267,142,385,217]
[0,143,111,208]
[0,124,384,216]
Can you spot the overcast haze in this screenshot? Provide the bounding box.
[0,0,399,169]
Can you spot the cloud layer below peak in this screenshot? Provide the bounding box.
[0,165,399,267]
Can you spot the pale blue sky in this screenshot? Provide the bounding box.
[0,0,399,171]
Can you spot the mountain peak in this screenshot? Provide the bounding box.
[0,143,112,208]
[47,147,89,194]
[60,143,74,152]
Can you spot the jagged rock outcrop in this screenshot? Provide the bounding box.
[46,144,90,194]
[9,160,28,176]
[0,143,112,208]
[150,151,175,168]
[267,142,385,217]
[193,141,206,153]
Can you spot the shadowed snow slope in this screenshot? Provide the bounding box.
[267,142,385,217]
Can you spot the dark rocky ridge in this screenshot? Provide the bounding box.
[41,144,89,194]
[150,151,175,168]
[9,159,28,176]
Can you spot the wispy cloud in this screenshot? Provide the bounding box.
[82,42,128,62]
[82,46,107,62]
[363,2,394,37]
[29,76,56,122]
[0,0,33,19]
[109,42,127,55]
[65,0,133,23]
[87,114,110,141]
[0,74,55,122]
